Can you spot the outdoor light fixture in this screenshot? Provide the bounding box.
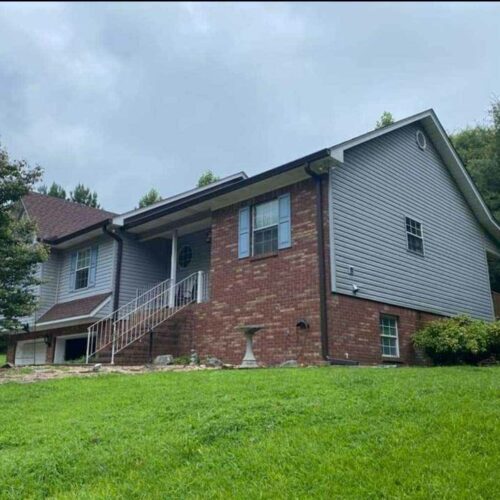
[352,283,359,294]
[43,335,52,347]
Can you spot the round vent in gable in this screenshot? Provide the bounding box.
[416,130,427,150]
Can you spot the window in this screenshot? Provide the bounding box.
[178,245,193,268]
[406,217,424,255]
[238,193,291,259]
[380,315,399,357]
[253,199,279,256]
[74,248,91,290]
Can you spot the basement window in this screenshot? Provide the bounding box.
[405,217,424,255]
[380,315,400,358]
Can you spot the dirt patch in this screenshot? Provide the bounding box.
[0,363,230,384]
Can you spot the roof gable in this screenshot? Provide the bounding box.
[329,109,500,244]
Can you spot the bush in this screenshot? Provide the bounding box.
[413,315,499,365]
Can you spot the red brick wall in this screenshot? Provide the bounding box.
[149,176,442,366]
[155,179,324,366]
[326,294,441,365]
[492,291,500,320]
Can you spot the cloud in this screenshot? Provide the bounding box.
[0,2,498,211]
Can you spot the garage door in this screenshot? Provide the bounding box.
[15,340,47,366]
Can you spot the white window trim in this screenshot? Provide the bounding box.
[405,215,425,256]
[251,199,279,256]
[74,247,92,290]
[380,315,400,358]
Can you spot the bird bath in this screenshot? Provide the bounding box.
[237,325,265,368]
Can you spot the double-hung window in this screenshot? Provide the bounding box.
[253,199,279,256]
[75,248,92,290]
[379,315,399,357]
[406,217,424,255]
[70,246,98,291]
[238,193,291,258]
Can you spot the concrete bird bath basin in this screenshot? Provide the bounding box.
[236,325,266,368]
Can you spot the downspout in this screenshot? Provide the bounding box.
[305,164,329,360]
[102,223,123,312]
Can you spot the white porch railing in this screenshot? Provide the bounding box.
[86,271,207,364]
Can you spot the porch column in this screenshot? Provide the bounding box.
[169,230,178,308]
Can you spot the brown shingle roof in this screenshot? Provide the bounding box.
[38,293,112,323]
[22,192,116,241]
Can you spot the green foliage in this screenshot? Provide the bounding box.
[197,170,220,188]
[37,182,67,199]
[70,183,100,208]
[450,98,500,223]
[375,111,395,129]
[0,368,498,497]
[0,145,49,331]
[413,315,499,365]
[173,354,191,365]
[138,188,161,208]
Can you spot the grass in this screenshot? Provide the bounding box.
[0,367,499,499]
[0,353,5,365]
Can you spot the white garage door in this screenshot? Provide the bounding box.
[15,340,47,366]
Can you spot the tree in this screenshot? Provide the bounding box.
[70,183,100,208]
[0,145,49,331]
[197,170,220,188]
[375,111,395,129]
[38,182,67,199]
[450,98,500,222]
[138,188,161,208]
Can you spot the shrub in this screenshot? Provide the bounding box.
[413,315,499,365]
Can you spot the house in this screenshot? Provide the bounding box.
[6,109,500,366]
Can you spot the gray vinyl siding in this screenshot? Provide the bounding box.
[119,235,170,307]
[330,123,495,320]
[57,236,115,315]
[35,252,61,320]
[177,230,211,282]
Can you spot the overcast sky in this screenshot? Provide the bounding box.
[0,2,498,212]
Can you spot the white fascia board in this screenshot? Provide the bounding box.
[112,172,248,226]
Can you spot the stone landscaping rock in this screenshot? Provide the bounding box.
[1,362,13,369]
[205,356,223,367]
[280,360,299,368]
[93,363,102,372]
[154,354,174,365]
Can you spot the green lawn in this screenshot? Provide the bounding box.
[0,354,5,366]
[0,367,499,499]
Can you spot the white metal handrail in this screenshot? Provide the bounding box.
[86,271,206,363]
